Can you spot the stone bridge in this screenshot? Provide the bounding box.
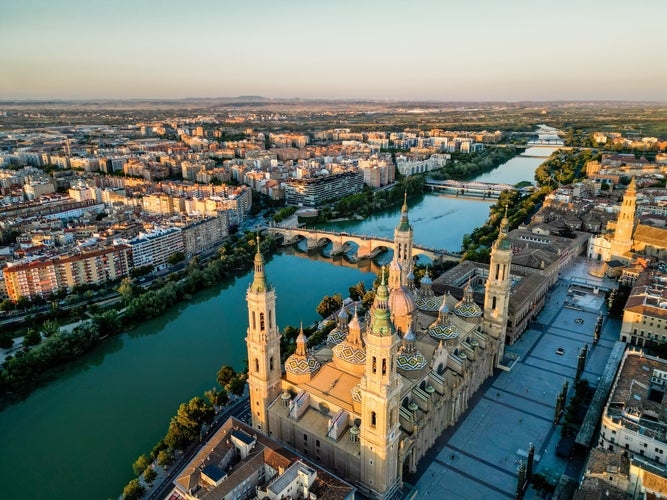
[265,227,462,263]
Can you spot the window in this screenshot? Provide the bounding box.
[255,358,259,373]
[270,357,274,371]
[495,264,500,280]
[316,439,320,447]
[492,296,497,310]
[260,312,265,331]
[382,358,387,376]
[252,311,256,330]
[371,411,377,427]
[372,357,377,374]
[268,310,272,329]
[304,434,308,441]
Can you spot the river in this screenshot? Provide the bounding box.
[0,144,557,500]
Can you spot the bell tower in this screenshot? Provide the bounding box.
[611,176,636,259]
[394,192,413,286]
[483,208,512,368]
[360,274,402,498]
[246,237,281,432]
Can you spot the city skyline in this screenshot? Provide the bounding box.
[1,0,666,102]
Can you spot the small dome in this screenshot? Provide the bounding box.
[454,280,483,319]
[326,328,346,345]
[415,294,444,312]
[420,274,432,285]
[396,350,428,371]
[429,323,460,340]
[285,354,320,376]
[388,286,416,318]
[454,300,483,318]
[333,342,366,365]
[439,298,450,315]
[337,306,349,319]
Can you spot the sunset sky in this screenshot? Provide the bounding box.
[1,0,665,101]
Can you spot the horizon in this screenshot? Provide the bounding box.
[1,0,666,101]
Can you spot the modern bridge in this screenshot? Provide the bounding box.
[265,227,462,263]
[425,179,517,198]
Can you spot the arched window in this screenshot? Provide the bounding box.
[260,312,265,331]
[252,312,256,330]
[495,263,500,280]
[268,310,272,329]
[372,356,377,374]
[255,358,259,372]
[270,357,274,371]
[492,296,497,310]
[382,358,387,376]
[371,411,377,427]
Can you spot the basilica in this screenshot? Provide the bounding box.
[245,197,513,499]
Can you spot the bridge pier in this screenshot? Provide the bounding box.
[306,237,320,252]
[331,241,344,255]
[357,240,373,260]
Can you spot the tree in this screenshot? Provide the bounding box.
[205,387,229,408]
[348,281,366,301]
[168,251,186,265]
[316,294,343,319]
[217,365,236,388]
[132,454,151,476]
[122,479,145,500]
[157,449,175,467]
[23,329,41,347]
[41,320,60,338]
[0,334,14,349]
[143,467,157,483]
[118,277,135,305]
[227,375,246,396]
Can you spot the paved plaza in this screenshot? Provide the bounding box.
[409,259,621,499]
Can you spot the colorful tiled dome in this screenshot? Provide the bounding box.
[429,323,460,340]
[285,355,320,375]
[415,294,444,312]
[333,342,366,365]
[326,329,347,345]
[396,350,428,371]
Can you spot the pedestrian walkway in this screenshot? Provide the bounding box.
[409,258,620,499]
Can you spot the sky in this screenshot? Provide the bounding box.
[1,0,666,101]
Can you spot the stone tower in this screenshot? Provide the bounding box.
[359,275,402,498]
[245,237,281,432]
[394,192,413,286]
[611,176,636,259]
[483,208,512,368]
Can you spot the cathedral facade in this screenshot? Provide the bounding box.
[246,198,513,498]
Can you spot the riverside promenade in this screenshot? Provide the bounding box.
[408,258,620,499]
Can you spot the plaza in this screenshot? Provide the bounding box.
[408,258,621,499]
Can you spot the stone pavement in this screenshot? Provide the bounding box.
[410,258,620,499]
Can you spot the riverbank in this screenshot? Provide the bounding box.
[0,234,280,407]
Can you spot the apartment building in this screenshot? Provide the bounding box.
[284,171,364,207]
[127,227,184,268]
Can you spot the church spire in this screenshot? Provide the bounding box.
[295,322,307,357]
[250,236,267,293]
[398,191,410,231]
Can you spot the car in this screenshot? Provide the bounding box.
[556,347,565,355]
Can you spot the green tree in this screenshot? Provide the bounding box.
[316,294,343,319]
[157,449,175,467]
[0,334,14,349]
[348,281,366,301]
[217,365,236,388]
[227,375,246,396]
[132,454,151,476]
[168,251,186,265]
[143,467,157,483]
[118,277,135,304]
[205,387,229,407]
[23,329,41,347]
[40,320,60,338]
[122,479,145,500]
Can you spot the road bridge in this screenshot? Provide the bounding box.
[265,227,462,263]
[425,179,517,198]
